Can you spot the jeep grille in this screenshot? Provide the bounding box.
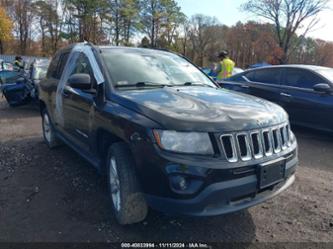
[220,124,292,162]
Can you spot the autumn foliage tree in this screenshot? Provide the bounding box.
[242,0,329,63]
[0,6,12,53]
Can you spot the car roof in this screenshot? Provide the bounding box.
[248,64,332,71]
[58,43,174,57]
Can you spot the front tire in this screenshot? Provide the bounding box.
[42,110,61,149]
[107,142,148,225]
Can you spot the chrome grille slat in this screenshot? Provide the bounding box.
[262,129,273,156]
[220,123,292,163]
[236,133,252,161]
[250,132,263,159]
[220,134,238,162]
[272,128,282,153]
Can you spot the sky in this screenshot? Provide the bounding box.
[176,0,333,42]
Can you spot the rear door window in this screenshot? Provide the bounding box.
[47,53,60,79]
[55,52,70,79]
[283,68,324,89]
[252,68,282,84]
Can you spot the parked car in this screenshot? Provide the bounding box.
[221,65,333,132]
[0,70,33,107]
[39,43,298,225]
[0,60,49,107]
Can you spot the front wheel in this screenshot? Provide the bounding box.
[42,110,61,149]
[107,142,148,225]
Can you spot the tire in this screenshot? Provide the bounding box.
[107,142,148,225]
[42,109,61,149]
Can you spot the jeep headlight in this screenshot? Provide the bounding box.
[153,130,214,155]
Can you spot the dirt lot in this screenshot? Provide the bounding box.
[0,96,332,243]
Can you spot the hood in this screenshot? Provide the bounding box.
[114,87,288,132]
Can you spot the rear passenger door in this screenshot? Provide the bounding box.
[280,68,332,130]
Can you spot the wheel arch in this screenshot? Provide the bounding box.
[96,128,125,174]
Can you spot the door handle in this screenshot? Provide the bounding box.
[280,92,291,97]
[241,84,249,88]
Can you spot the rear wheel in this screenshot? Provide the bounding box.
[107,142,148,225]
[42,110,61,149]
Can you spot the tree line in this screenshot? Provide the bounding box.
[0,0,332,68]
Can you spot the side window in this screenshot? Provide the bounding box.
[284,69,324,89]
[55,52,69,79]
[46,53,60,78]
[243,71,256,82]
[253,68,282,84]
[70,53,96,89]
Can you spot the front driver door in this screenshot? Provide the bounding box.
[247,67,283,104]
[62,53,98,152]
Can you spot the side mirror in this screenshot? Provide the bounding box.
[68,73,91,90]
[313,83,332,94]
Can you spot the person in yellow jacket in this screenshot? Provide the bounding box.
[13,56,24,71]
[216,50,235,80]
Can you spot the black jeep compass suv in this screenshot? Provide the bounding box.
[39,43,298,225]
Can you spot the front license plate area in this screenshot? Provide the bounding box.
[259,159,285,189]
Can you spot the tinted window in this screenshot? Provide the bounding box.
[284,68,324,89]
[47,53,60,78]
[253,68,282,84]
[55,52,69,79]
[244,71,256,81]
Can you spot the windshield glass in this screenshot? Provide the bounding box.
[101,48,216,88]
[318,68,333,82]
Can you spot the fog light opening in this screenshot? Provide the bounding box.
[170,175,189,191]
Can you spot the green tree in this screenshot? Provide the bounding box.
[139,0,184,48]
[32,0,64,55]
[64,0,108,43]
[106,0,140,46]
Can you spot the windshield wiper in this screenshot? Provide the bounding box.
[114,81,171,88]
[178,81,216,88]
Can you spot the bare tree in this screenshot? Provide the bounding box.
[189,14,219,66]
[242,0,329,63]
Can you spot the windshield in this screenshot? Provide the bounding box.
[318,68,333,82]
[101,48,216,88]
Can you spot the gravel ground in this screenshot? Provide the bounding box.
[0,96,332,243]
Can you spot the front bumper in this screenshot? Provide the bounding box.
[145,155,297,216]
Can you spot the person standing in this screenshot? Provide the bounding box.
[216,50,235,80]
[13,56,24,71]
